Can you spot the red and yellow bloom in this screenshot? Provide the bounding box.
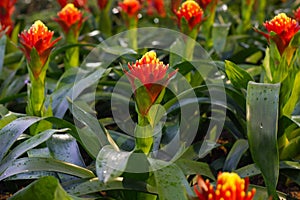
[54,3,86,36]
[0,0,17,36]
[176,0,204,30]
[119,0,142,18]
[125,51,177,116]
[194,172,256,200]
[259,13,300,54]
[19,20,61,78]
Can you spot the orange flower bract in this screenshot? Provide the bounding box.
[125,51,177,116]
[194,172,256,200]
[119,0,142,17]
[54,3,85,35]
[0,0,16,36]
[19,20,61,76]
[176,0,204,30]
[262,13,300,54]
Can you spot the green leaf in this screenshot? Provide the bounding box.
[70,99,109,152]
[251,185,286,200]
[68,178,157,196]
[279,135,300,160]
[147,104,166,127]
[0,116,42,161]
[152,161,192,200]
[223,139,249,171]
[246,82,280,199]
[212,23,231,55]
[0,35,6,73]
[282,71,300,116]
[47,133,86,182]
[9,176,73,200]
[0,157,95,181]
[225,60,254,89]
[175,159,215,180]
[0,128,69,175]
[96,145,132,183]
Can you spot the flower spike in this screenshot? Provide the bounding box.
[19,20,61,78]
[124,51,177,116]
[176,0,204,30]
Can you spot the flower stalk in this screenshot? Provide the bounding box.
[19,20,60,118]
[176,0,204,60]
[54,3,86,70]
[124,51,177,154]
[119,0,141,50]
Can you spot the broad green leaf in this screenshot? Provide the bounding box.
[223,139,249,171]
[225,60,254,90]
[3,51,23,66]
[282,71,300,116]
[251,185,286,200]
[47,133,86,182]
[246,82,280,199]
[235,163,261,178]
[0,35,6,73]
[279,136,300,160]
[152,161,192,200]
[96,145,132,183]
[0,116,41,161]
[9,176,73,200]
[212,23,231,55]
[0,128,69,175]
[70,99,109,150]
[68,177,157,196]
[0,157,95,181]
[175,159,215,180]
[235,161,300,178]
[147,104,166,128]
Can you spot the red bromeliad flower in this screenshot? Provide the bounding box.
[0,0,17,36]
[19,20,61,78]
[176,0,204,30]
[54,3,86,36]
[57,0,87,8]
[119,0,142,18]
[194,172,256,200]
[97,0,109,10]
[259,13,300,55]
[146,0,166,17]
[294,7,300,23]
[125,51,177,116]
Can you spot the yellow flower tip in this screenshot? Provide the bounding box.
[208,193,213,199]
[61,3,80,14]
[241,191,246,197]
[29,20,48,34]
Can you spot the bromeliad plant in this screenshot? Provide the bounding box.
[225,11,300,200]
[19,20,61,119]
[54,3,86,69]
[119,0,141,49]
[124,51,177,154]
[175,0,204,60]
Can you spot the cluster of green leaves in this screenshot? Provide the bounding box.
[0,0,299,199]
